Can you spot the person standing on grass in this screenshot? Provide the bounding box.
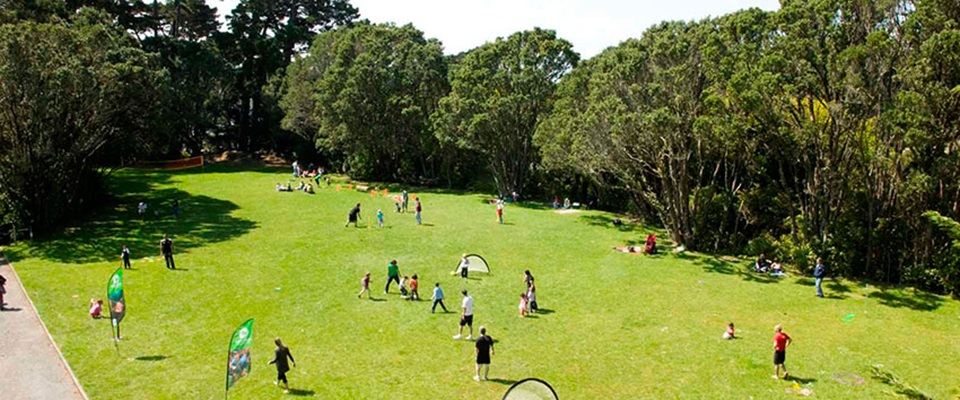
[523,270,535,289]
[121,245,131,269]
[160,234,175,270]
[172,199,180,219]
[496,198,504,224]
[458,253,470,279]
[385,260,400,294]
[401,190,409,213]
[345,203,361,227]
[474,326,495,381]
[377,209,384,228]
[409,274,419,300]
[431,282,448,313]
[138,201,147,219]
[454,290,474,340]
[415,197,422,225]
[269,338,296,394]
[813,258,825,298]
[357,272,371,299]
[772,325,792,380]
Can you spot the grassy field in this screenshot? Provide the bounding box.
[4,165,959,399]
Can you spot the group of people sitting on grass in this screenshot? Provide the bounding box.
[755,253,785,276]
[275,180,314,194]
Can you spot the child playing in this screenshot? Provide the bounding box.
[399,276,409,297]
[394,200,401,213]
[723,322,736,339]
[89,299,103,319]
[409,274,419,300]
[518,293,529,317]
[377,209,384,228]
[431,282,448,313]
[527,283,538,313]
[357,272,371,299]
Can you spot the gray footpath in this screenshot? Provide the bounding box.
[0,254,88,400]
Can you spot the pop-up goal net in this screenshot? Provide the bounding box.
[502,378,558,400]
[456,254,490,274]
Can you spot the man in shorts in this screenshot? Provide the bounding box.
[772,324,792,379]
[453,290,474,340]
[474,326,495,381]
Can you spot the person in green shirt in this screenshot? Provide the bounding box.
[385,259,401,294]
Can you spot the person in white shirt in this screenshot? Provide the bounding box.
[453,290,475,340]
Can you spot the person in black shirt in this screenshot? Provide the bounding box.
[269,338,296,394]
[474,326,495,381]
[172,199,180,220]
[345,203,361,227]
[121,245,131,269]
[160,234,175,269]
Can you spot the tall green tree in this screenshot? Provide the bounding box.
[281,22,449,180]
[433,28,578,196]
[0,18,167,230]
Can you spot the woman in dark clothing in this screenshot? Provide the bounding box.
[269,338,296,393]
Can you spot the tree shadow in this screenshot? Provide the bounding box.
[4,172,256,264]
[693,255,781,284]
[487,378,518,386]
[872,290,943,312]
[578,214,646,234]
[827,280,852,294]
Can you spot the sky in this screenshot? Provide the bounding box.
[212,0,781,58]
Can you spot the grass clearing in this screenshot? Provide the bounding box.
[4,166,959,399]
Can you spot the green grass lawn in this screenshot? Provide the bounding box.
[4,165,959,399]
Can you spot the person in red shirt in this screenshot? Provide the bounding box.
[772,324,792,379]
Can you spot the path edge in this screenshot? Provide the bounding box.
[1,252,90,400]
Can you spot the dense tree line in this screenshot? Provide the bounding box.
[2,0,959,294]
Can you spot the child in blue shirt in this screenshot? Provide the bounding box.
[377,209,384,228]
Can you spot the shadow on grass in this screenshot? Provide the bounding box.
[487,378,518,386]
[872,290,943,312]
[4,173,256,264]
[133,355,169,361]
[692,255,781,285]
[535,309,555,315]
[785,375,817,384]
[871,365,934,399]
[578,214,647,234]
[287,389,316,396]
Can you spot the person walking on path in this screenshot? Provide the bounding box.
[0,274,6,310]
[121,245,131,269]
[345,203,361,227]
[401,190,409,213]
[813,258,825,297]
[772,325,792,380]
[385,260,401,294]
[453,290,474,340]
[160,234,175,270]
[268,338,296,394]
[474,326,495,381]
[415,197,422,225]
[431,282,448,313]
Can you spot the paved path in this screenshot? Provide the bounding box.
[0,253,88,400]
